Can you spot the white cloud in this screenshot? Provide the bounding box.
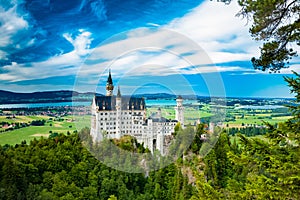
[0,1,260,85]
[75,1,261,80]
[0,1,32,59]
[79,0,299,81]
[166,0,261,63]
[0,30,93,82]
[63,30,92,56]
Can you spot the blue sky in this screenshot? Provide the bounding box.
[0,0,299,98]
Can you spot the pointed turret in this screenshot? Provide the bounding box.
[117,86,121,98]
[106,69,114,96]
[107,69,113,85]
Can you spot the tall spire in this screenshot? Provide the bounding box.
[106,69,114,96]
[117,86,121,98]
[107,69,113,85]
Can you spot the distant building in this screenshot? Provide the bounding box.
[90,70,184,154]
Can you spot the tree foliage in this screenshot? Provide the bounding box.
[189,72,300,199]
[237,0,300,72]
[0,131,194,200]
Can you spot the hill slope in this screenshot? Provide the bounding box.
[0,90,94,104]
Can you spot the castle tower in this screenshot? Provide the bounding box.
[116,86,122,138]
[175,95,184,128]
[106,69,114,96]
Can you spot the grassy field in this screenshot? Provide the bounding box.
[0,116,76,146]
[226,115,292,127]
[0,115,49,123]
[147,106,212,124]
[0,103,292,146]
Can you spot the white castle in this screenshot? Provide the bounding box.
[90,70,184,154]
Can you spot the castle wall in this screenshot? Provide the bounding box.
[90,71,184,155]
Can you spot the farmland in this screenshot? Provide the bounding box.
[0,115,76,145]
[0,97,293,146]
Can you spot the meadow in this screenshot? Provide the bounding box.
[0,115,76,145]
[147,106,213,124]
[0,103,292,146]
[224,106,292,128]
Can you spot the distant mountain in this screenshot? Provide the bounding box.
[1,90,292,106]
[133,93,176,99]
[0,90,95,104]
[0,90,185,104]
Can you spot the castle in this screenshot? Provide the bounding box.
[90,70,184,154]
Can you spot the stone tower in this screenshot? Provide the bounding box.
[175,95,184,127]
[106,69,114,96]
[116,86,122,139]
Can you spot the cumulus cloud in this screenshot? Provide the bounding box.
[0,0,258,85]
[0,0,34,59]
[63,29,93,56]
[75,1,261,80]
[76,24,253,80]
[0,30,92,82]
[167,0,261,64]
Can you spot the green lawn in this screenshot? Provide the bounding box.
[0,115,49,123]
[72,115,91,130]
[227,114,292,127]
[146,107,175,119]
[146,106,212,123]
[0,116,77,146]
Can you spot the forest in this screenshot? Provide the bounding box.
[0,74,299,199]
